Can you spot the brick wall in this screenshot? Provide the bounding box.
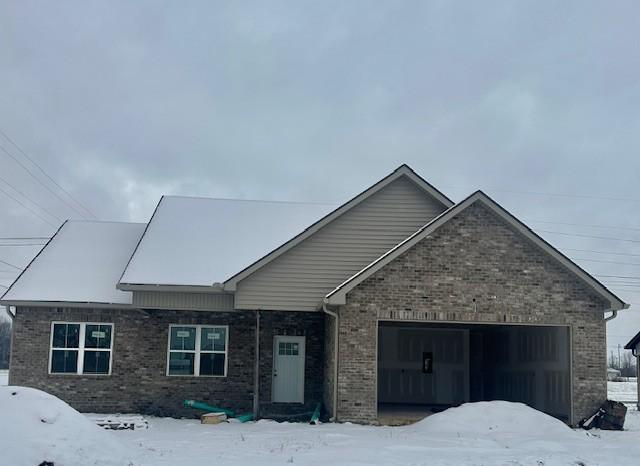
[336,202,609,425]
[10,307,324,418]
[257,311,324,418]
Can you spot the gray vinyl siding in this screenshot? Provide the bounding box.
[235,176,447,311]
[132,291,234,310]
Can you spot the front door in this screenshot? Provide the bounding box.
[272,336,305,403]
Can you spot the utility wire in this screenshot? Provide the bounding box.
[0,243,46,247]
[0,236,50,240]
[562,248,640,258]
[443,184,640,203]
[529,220,640,232]
[0,183,58,228]
[595,274,640,281]
[0,143,91,220]
[536,230,640,244]
[0,129,97,219]
[0,259,22,270]
[570,257,640,267]
[0,173,62,223]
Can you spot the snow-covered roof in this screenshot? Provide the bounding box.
[118,196,335,288]
[1,221,145,306]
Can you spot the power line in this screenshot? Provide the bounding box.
[571,257,640,267]
[536,230,640,244]
[562,248,640,258]
[0,173,62,223]
[0,142,92,220]
[530,220,640,232]
[0,236,51,240]
[0,243,46,247]
[445,184,640,203]
[0,183,58,228]
[0,259,22,270]
[595,274,640,280]
[0,129,97,219]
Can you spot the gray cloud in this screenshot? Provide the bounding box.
[1,0,639,346]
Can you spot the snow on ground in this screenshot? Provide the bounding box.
[109,401,640,466]
[608,379,637,403]
[0,369,7,386]
[0,386,136,466]
[3,380,640,465]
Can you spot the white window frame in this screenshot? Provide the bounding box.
[48,321,114,376]
[166,324,229,377]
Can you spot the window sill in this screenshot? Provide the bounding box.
[165,374,227,378]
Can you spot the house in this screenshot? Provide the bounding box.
[624,331,640,409]
[0,165,628,425]
[607,368,621,381]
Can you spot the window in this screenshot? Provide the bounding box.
[49,322,113,375]
[167,325,228,377]
[278,341,299,356]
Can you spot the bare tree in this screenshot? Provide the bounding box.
[620,351,637,378]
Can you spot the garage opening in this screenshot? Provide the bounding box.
[377,322,571,425]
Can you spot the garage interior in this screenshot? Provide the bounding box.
[377,321,571,425]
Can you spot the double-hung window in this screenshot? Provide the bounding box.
[49,322,114,375]
[167,325,228,377]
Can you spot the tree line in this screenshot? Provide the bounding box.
[608,349,636,378]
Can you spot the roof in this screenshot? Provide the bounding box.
[325,190,628,311]
[223,164,454,290]
[0,221,145,307]
[117,196,336,289]
[119,164,453,291]
[624,331,640,350]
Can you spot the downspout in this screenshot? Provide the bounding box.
[253,310,260,420]
[604,302,630,322]
[322,301,339,422]
[3,305,15,321]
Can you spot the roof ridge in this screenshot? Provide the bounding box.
[163,194,334,206]
[66,220,146,225]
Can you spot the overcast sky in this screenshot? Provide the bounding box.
[1,1,639,353]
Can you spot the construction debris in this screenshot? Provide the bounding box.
[201,412,228,425]
[579,400,627,431]
[88,414,149,431]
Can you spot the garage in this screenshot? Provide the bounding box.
[377,321,571,423]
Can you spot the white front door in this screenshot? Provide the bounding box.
[272,335,305,403]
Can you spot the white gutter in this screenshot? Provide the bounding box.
[605,303,629,322]
[3,305,14,320]
[604,310,618,322]
[322,301,339,422]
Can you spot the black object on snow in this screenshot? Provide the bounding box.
[579,400,627,430]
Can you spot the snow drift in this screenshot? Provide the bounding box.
[408,401,579,449]
[0,386,135,466]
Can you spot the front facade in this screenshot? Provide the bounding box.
[2,166,627,425]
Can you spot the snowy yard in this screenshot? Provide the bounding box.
[111,406,640,466]
[0,369,7,386]
[607,379,637,404]
[1,380,640,465]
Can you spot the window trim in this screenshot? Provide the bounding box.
[166,324,229,377]
[48,321,114,376]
